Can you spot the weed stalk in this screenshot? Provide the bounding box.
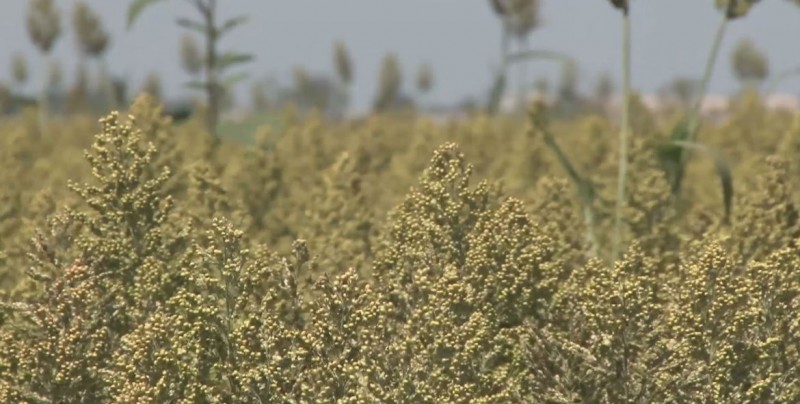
[611,7,632,265]
[687,12,730,140]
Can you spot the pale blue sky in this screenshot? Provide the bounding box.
[1,0,799,113]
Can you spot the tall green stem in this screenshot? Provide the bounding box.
[687,13,729,140]
[534,110,599,256]
[670,13,729,199]
[611,11,631,265]
[196,0,220,140]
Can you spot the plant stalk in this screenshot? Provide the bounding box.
[687,13,729,140]
[611,10,632,265]
[536,113,600,256]
[670,12,729,200]
[197,0,220,140]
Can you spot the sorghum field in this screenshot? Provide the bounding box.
[2,0,800,403]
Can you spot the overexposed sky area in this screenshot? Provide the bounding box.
[0,0,799,113]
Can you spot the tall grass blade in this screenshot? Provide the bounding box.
[506,50,574,66]
[222,72,249,88]
[687,13,729,140]
[217,52,254,71]
[530,106,600,254]
[219,16,249,37]
[660,118,692,194]
[127,0,163,29]
[176,17,206,34]
[611,8,631,265]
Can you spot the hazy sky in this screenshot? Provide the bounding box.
[1,0,799,113]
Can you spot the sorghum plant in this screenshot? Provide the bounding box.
[668,0,763,198]
[731,38,770,90]
[26,0,61,130]
[10,53,29,94]
[73,1,115,110]
[415,63,434,100]
[373,53,403,112]
[0,112,185,402]
[333,41,354,116]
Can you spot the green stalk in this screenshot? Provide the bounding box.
[670,12,729,199]
[687,12,729,140]
[538,117,600,255]
[611,10,632,265]
[201,0,220,140]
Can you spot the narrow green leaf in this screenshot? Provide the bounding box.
[669,118,691,142]
[127,0,163,29]
[222,73,249,89]
[671,140,734,223]
[529,105,600,253]
[543,129,593,206]
[506,50,574,66]
[184,80,208,91]
[184,74,247,92]
[218,15,249,37]
[217,52,254,72]
[176,17,206,34]
[529,105,592,203]
[659,118,691,194]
